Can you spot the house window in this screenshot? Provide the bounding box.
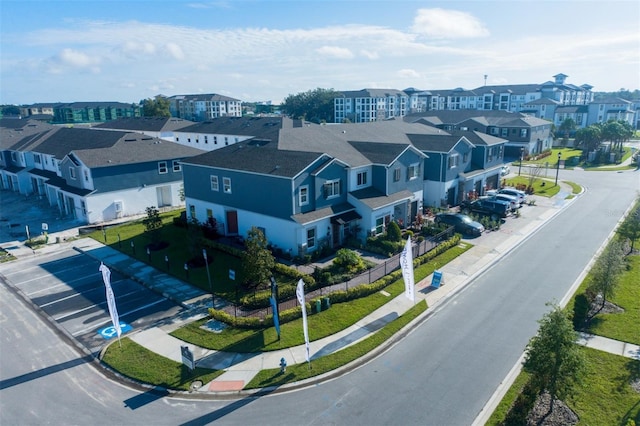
[501,128,508,137]
[299,185,309,206]
[210,175,219,191]
[393,168,401,182]
[375,217,384,235]
[206,208,213,219]
[204,135,208,144]
[224,137,229,145]
[34,154,41,164]
[84,169,89,182]
[357,171,367,186]
[11,152,17,162]
[306,228,316,248]
[463,152,469,162]
[69,167,76,179]
[189,204,196,220]
[223,177,232,194]
[408,163,419,180]
[176,137,180,142]
[158,161,168,174]
[214,136,218,144]
[324,179,340,198]
[172,160,181,172]
[520,129,528,138]
[81,201,86,215]
[448,155,459,169]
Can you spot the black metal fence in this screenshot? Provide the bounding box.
[223,226,454,320]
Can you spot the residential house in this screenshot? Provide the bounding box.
[93,116,194,142]
[181,120,435,255]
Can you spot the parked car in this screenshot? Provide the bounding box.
[483,193,519,211]
[434,213,484,237]
[459,198,511,220]
[498,188,527,205]
[500,165,511,176]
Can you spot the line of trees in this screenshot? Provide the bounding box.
[280,88,338,124]
[573,119,634,154]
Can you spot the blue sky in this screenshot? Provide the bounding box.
[1,0,639,105]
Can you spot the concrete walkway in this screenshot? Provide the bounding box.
[2,181,638,397]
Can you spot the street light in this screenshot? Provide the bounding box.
[203,248,214,307]
[518,147,525,176]
[555,152,561,186]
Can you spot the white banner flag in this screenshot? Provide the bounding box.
[295,279,310,362]
[400,237,415,302]
[99,262,121,338]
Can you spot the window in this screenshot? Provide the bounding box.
[206,208,213,219]
[375,217,384,235]
[69,167,76,179]
[223,177,232,194]
[520,129,528,138]
[463,152,469,162]
[448,155,459,169]
[224,137,229,146]
[408,163,419,180]
[189,204,196,220]
[501,128,508,137]
[171,160,181,172]
[393,168,401,182]
[204,135,208,144]
[158,161,168,174]
[357,171,367,186]
[84,169,89,182]
[306,228,316,248]
[324,179,340,198]
[34,154,41,164]
[214,136,218,145]
[176,137,180,142]
[210,175,219,191]
[299,185,309,206]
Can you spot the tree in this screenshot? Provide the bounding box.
[141,96,171,117]
[386,221,402,242]
[587,239,626,315]
[558,118,576,145]
[1,105,21,116]
[523,304,586,417]
[616,204,640,254]
[574,125,602,155]
[281,88,338,123]
[142,206,162,243]
[601,119,633,153]
[241,227,275,289]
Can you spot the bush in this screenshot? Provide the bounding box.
[333,248,365,273]
[572,293,590,330]
[387,221,402,242]
[173,211,188,228]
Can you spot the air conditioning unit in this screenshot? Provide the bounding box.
[114,201,123,218]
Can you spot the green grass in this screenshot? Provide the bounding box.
[503,176,564,198]
[171,243,472,352]
[101,338,223,391]
[522,148,583,166]
[244,300,428,389]
[487,347,640,425]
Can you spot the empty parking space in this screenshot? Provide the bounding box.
[0,247,183,355]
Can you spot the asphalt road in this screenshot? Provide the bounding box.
[0,166,638,425]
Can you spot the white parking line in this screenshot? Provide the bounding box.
[51,287,142,319]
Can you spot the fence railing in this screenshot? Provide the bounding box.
[223,226,454,320]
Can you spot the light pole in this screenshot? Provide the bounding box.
[518,147,524,176]
[555,152,561,186]
[203,248,214,307]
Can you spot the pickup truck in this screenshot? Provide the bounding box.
[459,198,511,220]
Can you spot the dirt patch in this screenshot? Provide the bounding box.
[587,295,624,317]
[631,377,640,394]
[526,392,578,426]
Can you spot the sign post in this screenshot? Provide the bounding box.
[431,270,444,288]
[181,346,195,371]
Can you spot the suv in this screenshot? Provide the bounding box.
[498,188,527,205]
[434,213,484,237]
[459,198,511,220]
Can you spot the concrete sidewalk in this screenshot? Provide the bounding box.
[3,181,638,396]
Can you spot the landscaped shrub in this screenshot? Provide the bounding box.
[387,221,402,242]
[572,293,590,330]
[333,248,366,273]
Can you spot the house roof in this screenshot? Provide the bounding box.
[181,139,324,178]
[350,187,414,210]
[56,101,137,109]
[524,98,561,106]
[337,88,408,98]
[0,119,56,150]
[555,105,589,113]
[169,93,241,102]
[405,110,550,129]
[407,133,463,153]
[470,84,541,95]
[449,130,506,146]
[176,116,307,141]
[93,117,194,132]
[291,202,357,225]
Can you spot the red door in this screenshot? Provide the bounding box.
[226,210,238,234]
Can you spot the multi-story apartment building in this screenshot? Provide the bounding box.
[169,94,242,121]
[52,102,141,124]
[334,89,409,123]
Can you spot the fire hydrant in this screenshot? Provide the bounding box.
[279,357,287,374]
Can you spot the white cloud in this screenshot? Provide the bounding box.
[360,49,379,60]
[315,46,354,59]
[411,8,489,39]
[165,43,185,60]
[397,69,420,79]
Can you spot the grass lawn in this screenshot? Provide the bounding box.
[566,254,640,346]
[101,338,224,391]
[171,243,472,352]
[487,347,640,425]
[503,176,569,198]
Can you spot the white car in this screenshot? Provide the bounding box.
[500,165,511,176]
[498,188,527,205]
[483,193,519,211]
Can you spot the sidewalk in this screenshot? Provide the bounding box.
[4,182,638,396]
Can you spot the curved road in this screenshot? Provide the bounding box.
[1,167,638,425]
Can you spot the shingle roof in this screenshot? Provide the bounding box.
[350,187,414,209]
[337,88,408,98]
[176,116,306,141]
[93,117,194,132]
[0,119,56,150]
[169,93,241,102]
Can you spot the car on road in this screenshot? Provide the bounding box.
[500,165,511,176]
[483,193,519,212]
[434,213,484,237]
[459,198,512,220]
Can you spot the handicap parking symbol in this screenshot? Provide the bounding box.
[98,323,132,339]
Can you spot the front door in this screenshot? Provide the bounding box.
[226,210,238,235]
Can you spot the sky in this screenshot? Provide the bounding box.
[1,0,639,105]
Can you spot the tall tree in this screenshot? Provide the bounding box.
[558,118,576,145]
[241,227,275,289]
[142,206,163,244]
[523,304,586,417]
[281,88,338,123]
[587,239,627,315]
[141,96,171,117]
[574,125,602,154]
[616,203,640,254]
[601,119,633,152]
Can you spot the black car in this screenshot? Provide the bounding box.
[435,213,485,237]
[459,198,511,220]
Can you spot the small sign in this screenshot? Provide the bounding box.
[98,322,132,339]
[431,270,444,288]
[181,345,195,370]
[42,223,48,231]
[229,269,235,280]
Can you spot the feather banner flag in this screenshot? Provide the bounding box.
[400,237,415,302]
[295,279,310,363]
[99,262,122,339]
